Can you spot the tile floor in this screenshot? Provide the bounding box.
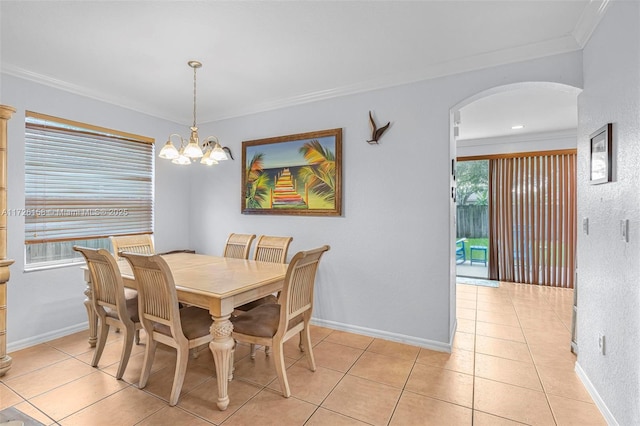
[0,282,606,425]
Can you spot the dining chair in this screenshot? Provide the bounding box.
[236,235,293,357]
[223,233,256,259]
[110,234,155,261]
[231,245,330,398]
[73,246,142,379]
[119,252,212,406]
[253,235,293,263]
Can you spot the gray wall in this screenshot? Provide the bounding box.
[0,48,584,355]
[191,51,582,348]
[1,74,191,347]
[576,1,640,424]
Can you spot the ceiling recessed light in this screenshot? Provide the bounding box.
[511,125,525,130]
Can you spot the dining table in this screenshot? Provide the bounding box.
[81,251,288,411]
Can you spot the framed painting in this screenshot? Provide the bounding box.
[589,123,612,185]
[242,128,342,216]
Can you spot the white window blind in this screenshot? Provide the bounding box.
[24,111,154,247]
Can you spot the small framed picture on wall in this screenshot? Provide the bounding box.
[589,123,612,185]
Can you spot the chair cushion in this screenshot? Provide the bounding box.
[235,294,278,312]
[153,306,212,340]
[231,303,280,337]
[105,288,139,323]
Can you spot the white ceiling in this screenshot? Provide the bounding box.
[1,1,606,136]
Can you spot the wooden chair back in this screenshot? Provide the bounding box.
[110,234,155,261]
[276,245,330,337]
[119,252,183,341]
[253,235,293,263]
[74,246,129,321]
[223,233,256,259]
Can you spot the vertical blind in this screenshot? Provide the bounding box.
[488,151,577,288]
[25,111,154,244]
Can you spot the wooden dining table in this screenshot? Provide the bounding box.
[81,252,288,411]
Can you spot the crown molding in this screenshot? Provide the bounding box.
[4,32,583,124]
[457,129,577,148]
[572,0,611,48]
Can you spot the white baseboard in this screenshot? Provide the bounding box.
[311,318,451,353]
[8,322,89,353]
[575,361,618,426]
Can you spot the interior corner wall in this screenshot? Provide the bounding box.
[190,51,582,349]
[576,1,640,424]
[0,74,191,349]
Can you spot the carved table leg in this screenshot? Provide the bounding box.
[209,314,234,411]
[84,281,97,348]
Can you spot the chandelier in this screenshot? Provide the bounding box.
[158,60,232,166]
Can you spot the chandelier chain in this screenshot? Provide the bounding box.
[192,65,197,128]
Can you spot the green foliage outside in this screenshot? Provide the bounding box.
[456,160,488,205]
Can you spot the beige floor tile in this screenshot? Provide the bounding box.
[58,385,166,426]
[347,351,413,389]
[476,321,525,343]
[322,375,401,426]
[366,338,420,361]
[476,310,520,327]
[45,329,98,357]
[390,391,472,425]
[456,284,478,293]
[457,318,476,334]
[136,405,212,426]
[0,383,24,410]
[74,337,146,368]
[452,332,475,352]
[475,335,532,363]
[5,344,70,379]
[267,363,343,404]
[311,340,363,373]
[457,291,477,301]
[324,330,374,350]
[477,294,512,305]
[457,307,477,321]
[29,371,129,421]
[13,401,56,426]
[178,377,261,425]
[232,350,296,386]
[4,358,95,399]
[306,407,370,425]
[224,388,316,426]
[309,325,334,344]
[416,348,474,375]
[517,313,568,332]
[474,353,542,391]
[477,301,516,314]
[473,410,528,425]
[528,344,577,369]
[141,360,221,403]
[536,363,592,402]
[457,299,477,310]
[547,394,607,425]
[523,328,571,347]
[405,363,473,408]
[474,377,555,425]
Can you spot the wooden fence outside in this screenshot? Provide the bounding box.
[456,205,488,239]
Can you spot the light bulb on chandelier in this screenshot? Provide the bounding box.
[158,60,233,166]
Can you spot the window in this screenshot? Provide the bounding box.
[24,111,154,268]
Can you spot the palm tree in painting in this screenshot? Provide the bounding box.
[245,153,270,208]
[298,140,336,203]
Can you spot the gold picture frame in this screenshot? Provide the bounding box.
[242,128,342,216]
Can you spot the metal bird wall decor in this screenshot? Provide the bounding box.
[367,111,390,144]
